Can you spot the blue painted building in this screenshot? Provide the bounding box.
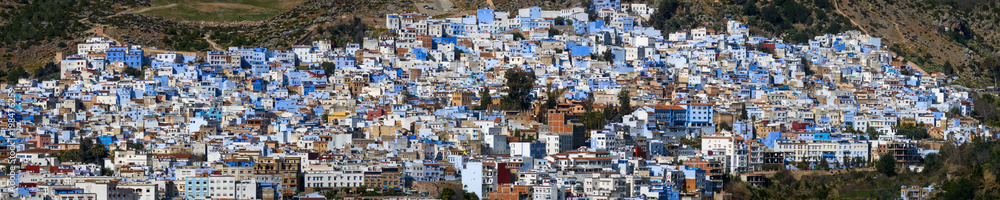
[125,48,145,67]
[477,9,494,25]
[185,176,209,199]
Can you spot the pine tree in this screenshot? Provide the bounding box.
[583,92,595,110]
[604,104,617,122]
[616,89,632,122]
[740,106,748,121]
[818,158,830,170]
[842,156,850,169]
[866,126,879,140]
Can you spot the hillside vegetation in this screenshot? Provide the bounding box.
[141,0,306,22]
[0,0,147,78]
[1,0,997,88]
[729,138,1000,199]
[646,0,998,87]
[0,0,412,74]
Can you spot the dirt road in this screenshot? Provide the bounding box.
[415,0,457,16]
[204,34,224,51]
[127,3,178,14]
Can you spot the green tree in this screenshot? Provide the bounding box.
[761,4,783,24]
[982,56,998,81]
[739,106,748,121]
[52,150,79,162]
[127,142,145,150]
[553,17,565,26]
[866,126,879,140]
[544,85,568,109]
[650,0,680,33]
[512,32,526,41]
[876,153,896,177]
[718,122,732,131]
[897,122,929,140]
[581,111,605,131]
[356,186,368,194]
[762,163,781,171]
[942,61,954,75]
[841,156,850,169]
[604,104,617,122]
[321,62,336,76]
[101,167,114,176]
[34,62,60,80]
[602,49,613,62]
[795,158,810,170]
[5,66,25,83]
[780,0,810,23]
[540,84,569,122]
[478,88,492,110]
[818,158,829,170]
[463,192,479,200]
[786,29,811,44]
[89,139,109,164]
[501,69,536,110]
[548,28,560,37]
[324,189,338,199]
[123,67,144,79]
[742,0,759,16]
[79,138,93,162]
[616,89,632,121]
[939,177,975,199]
[800,57,813,76]
[583,92,595,110]
[949,107,962,116]
[922,153,941,174]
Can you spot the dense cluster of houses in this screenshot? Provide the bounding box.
[0,0,990,200]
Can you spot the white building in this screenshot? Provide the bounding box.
[207,175,237,199]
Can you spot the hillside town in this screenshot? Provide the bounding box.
[0,1,991,200]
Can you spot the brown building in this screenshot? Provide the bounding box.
[281,158,302,196]
[451,91,475,107]
[900,185,934,200]
[380,167,403,190]
[685,157,724,193]
[877,142,920,167]
[255,157,302,198]
[487,184,533,200]
[363,171,382,191]
[548,111,572,134]
[349,81,367,97]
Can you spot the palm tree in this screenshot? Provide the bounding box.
[583,92,595,110]
[539,82,570,123]
[544,84,570,109]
